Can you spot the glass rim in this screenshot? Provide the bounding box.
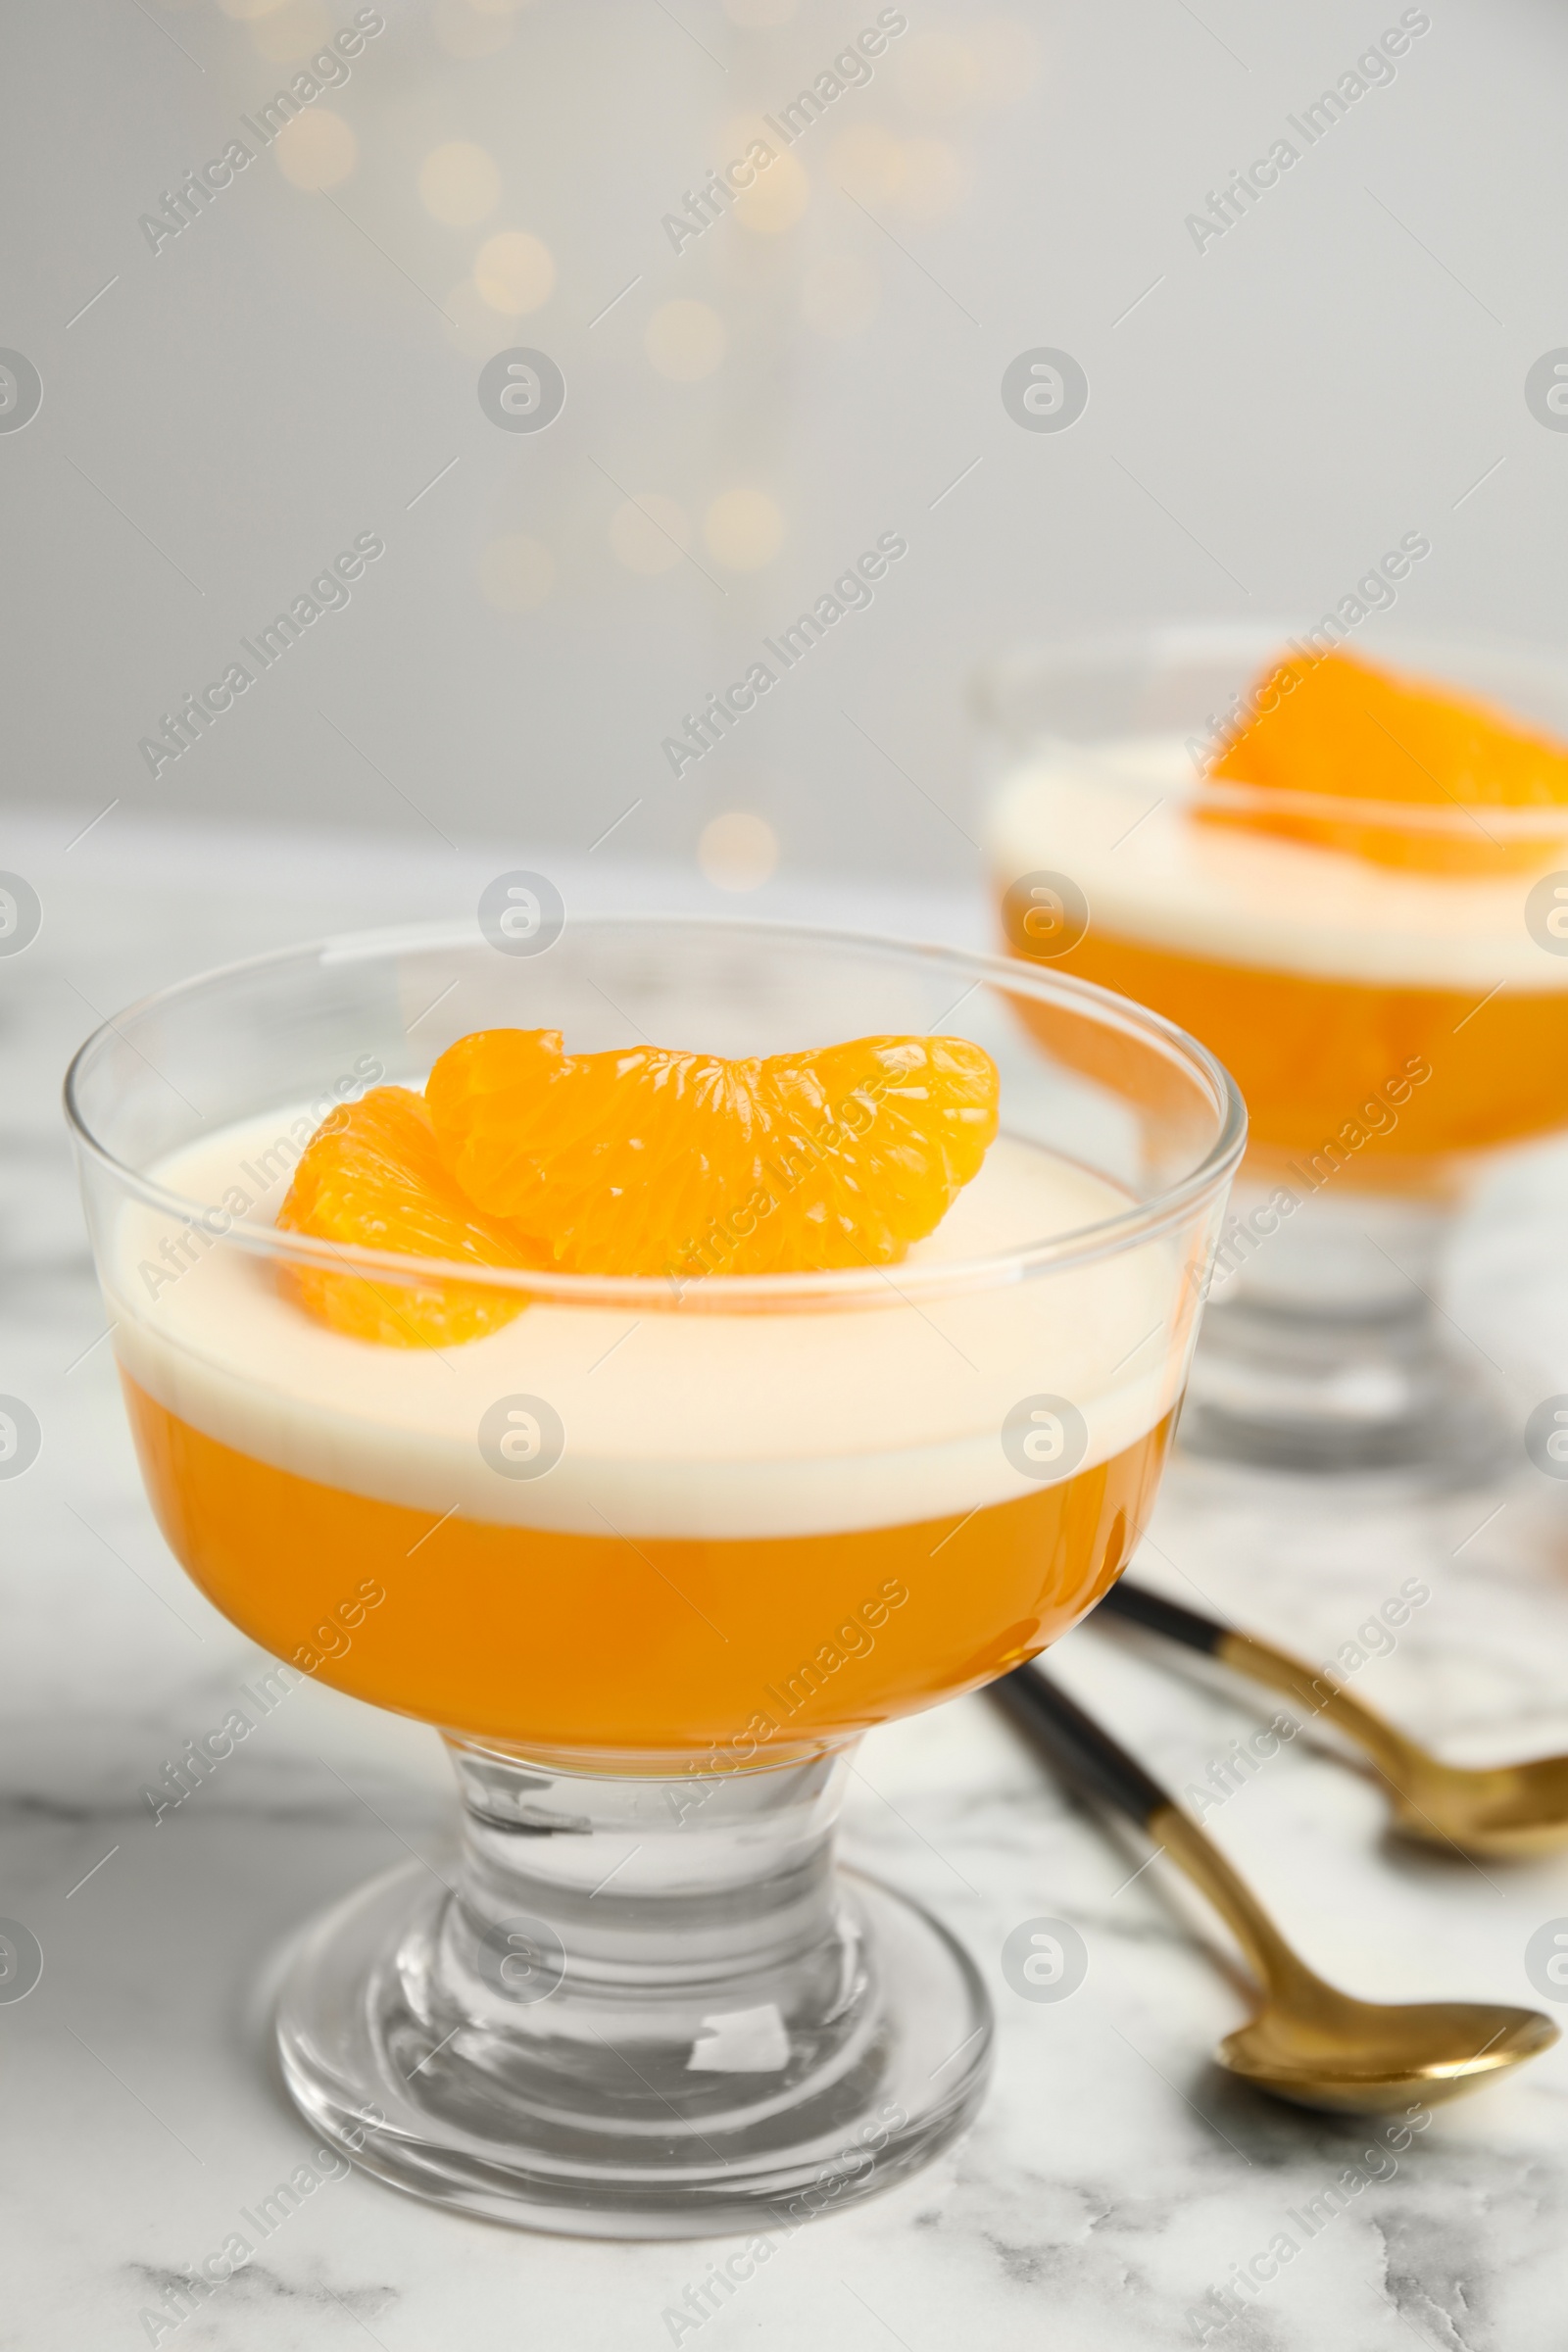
[975,621,1568,845]
[62,914,1247,1310]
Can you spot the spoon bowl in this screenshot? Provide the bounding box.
[991,1663,1560,2116]
[1388,1754,1568,1860]
[1151,1806,1561,2111]
[1218,1985,1557,2113]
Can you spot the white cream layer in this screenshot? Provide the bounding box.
[986,734,1568,990]
[105,1107,1190,1541]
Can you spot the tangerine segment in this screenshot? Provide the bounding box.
[1204,649,1568,873]
[276,1086,539,1347]
[425,1027,1000,1278]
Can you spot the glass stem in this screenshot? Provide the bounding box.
[409,1738,869,2088]
[447,1733,858,1953]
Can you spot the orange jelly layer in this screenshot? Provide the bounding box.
[122,1373,1171,1754]
[1029,931,1568,1164]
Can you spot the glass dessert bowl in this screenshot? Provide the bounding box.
[65,916,1242,2236]
[978,627,1568,1475]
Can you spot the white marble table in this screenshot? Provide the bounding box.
[8,810,1568,2351]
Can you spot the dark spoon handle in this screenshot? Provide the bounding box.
[1094,1577,1230,1655]
[990,1660,1172,1830]
[1095,1572,1423,1793]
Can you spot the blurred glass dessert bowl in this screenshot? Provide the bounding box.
[978,626,1568,1475]
[65,916,1242,2236]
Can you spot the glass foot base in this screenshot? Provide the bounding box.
[1181,1296,1508,1479]
[275,1742,991,2238]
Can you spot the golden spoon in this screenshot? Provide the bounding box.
[1099,1578,1568,1860]
[991,1662,1556,2113]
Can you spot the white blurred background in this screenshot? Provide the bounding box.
[3,0,1567,897]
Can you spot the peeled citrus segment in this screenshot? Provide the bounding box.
[1203,649,1568,874]
[425,1028,999,1278]
[276,1086,539,1347]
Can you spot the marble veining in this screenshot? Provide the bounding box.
[6,813,1568,2348]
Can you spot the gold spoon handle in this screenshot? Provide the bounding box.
[1146,1800,1319,1994]
[1097,1578,1430,1790]
[991,1663,1325,2002]
[1218,1630,1426,1787]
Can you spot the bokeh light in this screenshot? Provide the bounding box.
[704,489,784,571]
[272,110,357,191]
[429,0,513,59]
[698,812,780,891]
[419,142,501,227]
[645,300,728,382]
[733,147,809,235]
[829,125,906,207]
[895,32,984,116]
[473,230,556,315]
[246,1,330,58]
[973,16,1041,102]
